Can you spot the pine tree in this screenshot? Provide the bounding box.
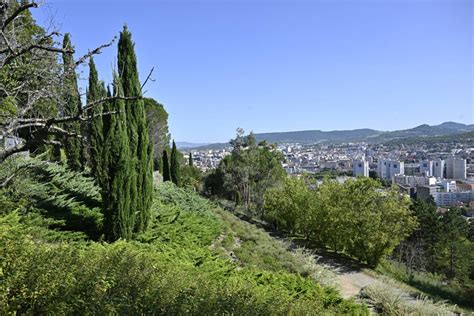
[62,34,83,171]
[162,149,171,182]
[87,57,107,186]
[188,152,193,166]
[170,140,180,186]
[117,26,154,232]
[101,74,132,241]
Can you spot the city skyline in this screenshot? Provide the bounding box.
[33,0,473,143]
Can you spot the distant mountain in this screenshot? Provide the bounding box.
[254,121,474,145]
[176,142,210,149]
[186,122,474,149]
[254,128,382,144]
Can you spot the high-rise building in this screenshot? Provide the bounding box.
[419,160,433,177]
[446,157,466,180]
[433,159,445,178]
[353,160,369,177]
[377,159,404,180]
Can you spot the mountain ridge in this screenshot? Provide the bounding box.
[184,122,474,149]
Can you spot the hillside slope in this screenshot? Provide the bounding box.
[0,164,366,314]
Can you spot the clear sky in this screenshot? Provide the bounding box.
[33,0,473,143]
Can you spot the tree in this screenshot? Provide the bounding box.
[144,98,170,171]
[87,57,107,183]
[212,129,285,214]
[117,25,154,232]
[101,74,132,241]
[62,33,84,171]
[162,149,170,182]
[0,1,117,164]
[170,140,180,186]
[188,152,193,166]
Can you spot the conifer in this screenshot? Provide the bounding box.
[87,57,107,185]
[162,149,171,182]
[62,34,83,171]
[117,26,154,232]
[102,75,133,241]
[170,140,180,186]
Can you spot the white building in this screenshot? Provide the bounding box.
[440,180,456,192]
[419,160,433,177]
[393,175,436,188]
[378,159,404,180]
[445,157,466,180]
[352,159,369,177]
[433,159,445,178]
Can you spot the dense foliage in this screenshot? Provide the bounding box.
[391,199,474,305]
[264,177,417,266]
[205,129,286,214]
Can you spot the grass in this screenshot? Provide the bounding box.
[376,259,474,311]
[360,278,454,316]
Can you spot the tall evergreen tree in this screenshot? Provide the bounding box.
[62,33,83,171]
[117,26,154,232]
[87,57,107,185]
[101,74,132,241]
[162,150,171,182]
[170,140,180,186]
[188,152,193,166]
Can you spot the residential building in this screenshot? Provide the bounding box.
[378,159,404,180]
[419,160,433,177]
[433,159,445,178]
[352,159,369,177]
[445,157,466,180]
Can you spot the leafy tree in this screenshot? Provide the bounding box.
[264,177,417,267]
[61,34,84,171]
[144,98,170,171]
[162,150,171,182]
[208,129,285,214]
[170,140,180,186]
[117,26,154,232]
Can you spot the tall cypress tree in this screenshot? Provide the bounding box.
[87,57,107,185]
[117,26,154,232]
[62,33,83,171]
[162,149,170,182]
[102,74,132,241]
[188,152,193,166]
[170,140,180,186]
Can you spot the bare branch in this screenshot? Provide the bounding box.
[75,37,116,67]
[141,66,155,90]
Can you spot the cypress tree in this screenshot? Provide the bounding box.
[188,152,193,166]
[102,74,132,241]
[162,150,171,182]
[117,26,154,232]
[62,33,83,171]
[87,57,107,186]
[170,140,180,186]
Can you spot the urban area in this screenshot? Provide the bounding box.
[189,140,474,214]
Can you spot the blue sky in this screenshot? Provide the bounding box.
[34,0,473,143]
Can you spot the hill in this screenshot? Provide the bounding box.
[0,159,365,314]
[188,122,474,149]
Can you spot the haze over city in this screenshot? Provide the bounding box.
[33,0,473,143]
